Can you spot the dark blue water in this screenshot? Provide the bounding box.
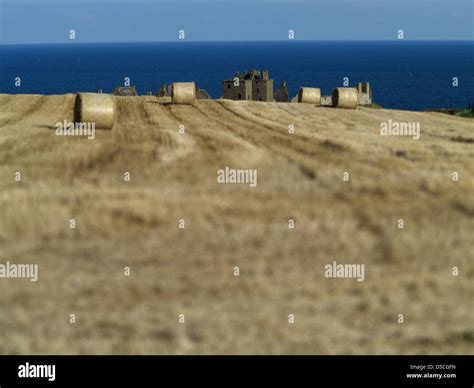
[1,41,472,110]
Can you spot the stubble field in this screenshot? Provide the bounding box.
[0,94,473,354]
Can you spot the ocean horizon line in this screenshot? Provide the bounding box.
[1,39,473,47]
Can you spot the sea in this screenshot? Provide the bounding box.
[0,41,472,111]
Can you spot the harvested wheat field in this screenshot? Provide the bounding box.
[0,93,473,355]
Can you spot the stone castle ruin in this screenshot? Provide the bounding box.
[356,82,372,106]
[274,81,289,103]
[222,70,274,102]
[222,71,372,107]
[104,74,372,108]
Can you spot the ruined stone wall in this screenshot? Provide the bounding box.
[252,79,274,102]
[222,79,252,100]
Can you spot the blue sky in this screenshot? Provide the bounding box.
[0,0,472,44]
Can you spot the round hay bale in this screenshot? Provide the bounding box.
[297,87,321,105]
[74,93,115,129]
[172,82,196,105]
[332,88,358,109]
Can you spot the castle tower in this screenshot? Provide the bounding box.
[356,82,372,105]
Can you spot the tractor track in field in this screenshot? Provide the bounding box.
[201,101,321,180]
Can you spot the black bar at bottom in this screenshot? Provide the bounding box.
[0,355,472,387]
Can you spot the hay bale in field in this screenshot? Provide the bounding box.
[74,93,115,130]
[113,86,137,96]
[332,87,358,109]
[172,82,196,105]
[297,87,321,105]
